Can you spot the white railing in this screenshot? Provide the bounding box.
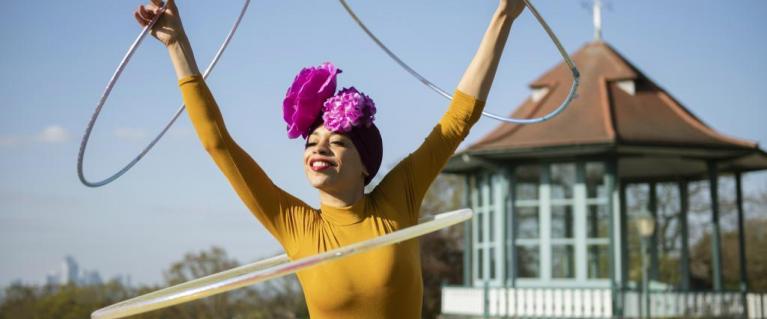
[442,286,767,318]
[442,286,612,318]
[622,291,742,318]
[750,293,767,319]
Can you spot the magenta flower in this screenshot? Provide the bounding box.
[322,87,376,133]
[283,62,341,139]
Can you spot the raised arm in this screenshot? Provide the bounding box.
[457,0,525,101]
[374,1,525,222]
[134,0,309,254]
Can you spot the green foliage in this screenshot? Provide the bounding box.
[690,219,767,291]
[0,247,307,319]
[0,280,133,319]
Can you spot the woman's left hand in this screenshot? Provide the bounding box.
[500,0,525,21]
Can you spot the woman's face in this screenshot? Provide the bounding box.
[303,125,368,192]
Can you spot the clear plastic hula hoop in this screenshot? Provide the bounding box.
[338,0,580,124]
[91,208,473,319]
[77,0,251,187]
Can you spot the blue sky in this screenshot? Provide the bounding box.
[1,0,766,286]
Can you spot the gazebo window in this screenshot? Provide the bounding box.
[587,244,609,279]
[514,165,541,278]
[516,246,540,278]
[586,162,610,279]
[552,245,575,278]
[551,206,575,238]
[472,173,503,284]
[517,207,540,238]
[506,161,611,284]
[550,163,576,279]
[551,163,576,199]
[471,161,615,285]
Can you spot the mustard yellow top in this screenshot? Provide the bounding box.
[179,75,485,318]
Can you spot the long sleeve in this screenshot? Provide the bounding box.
[178,75,310,255]
[372,90,485,224]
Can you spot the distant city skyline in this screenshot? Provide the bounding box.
[45,255,103,287]
[1,0,766,287]
[7,255,131,288]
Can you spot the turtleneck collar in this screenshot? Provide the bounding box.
[319,196,368,226]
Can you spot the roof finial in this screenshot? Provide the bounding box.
[593,0,603,41]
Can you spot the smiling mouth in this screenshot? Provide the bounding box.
[309,159,336,172]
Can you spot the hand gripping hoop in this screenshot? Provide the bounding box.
[338,0,580,124]
[77,0,251,187]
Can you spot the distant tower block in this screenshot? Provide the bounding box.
[62,255,79,285]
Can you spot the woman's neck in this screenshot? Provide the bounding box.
[319,187,364,208]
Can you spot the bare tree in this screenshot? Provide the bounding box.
[419,174,466,319]
[625,175,767,290]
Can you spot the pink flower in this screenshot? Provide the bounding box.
[283,62,341,139]
[322,87,376,133]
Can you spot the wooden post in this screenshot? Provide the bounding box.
[619,182,629,297]
[508,167,517,288]
[707,161,723,291]
[735,172,749,317]
[540,164,552,281]
[464,175,473,287]
[606,160,620,317]
[679,181,691,291]
[499,168,512,318]
[649,182,659,281]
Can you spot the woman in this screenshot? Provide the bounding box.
[134,1,524,317]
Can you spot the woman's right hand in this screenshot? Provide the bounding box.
[133,0,186,47]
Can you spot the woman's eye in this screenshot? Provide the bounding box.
[304,142,317,149]
[331,141,345,146]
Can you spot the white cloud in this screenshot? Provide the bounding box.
[113,127,147,141]
[0,125,72,147]
[37,125,71,144]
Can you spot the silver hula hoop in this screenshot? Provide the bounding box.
[77,0,251,187]
[338,0,580,124]
[91,208,473,319]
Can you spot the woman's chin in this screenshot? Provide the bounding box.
[306,173,335,189]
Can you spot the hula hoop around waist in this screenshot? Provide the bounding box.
[91,208,473,319]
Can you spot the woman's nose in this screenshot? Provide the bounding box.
[313,140,331,155]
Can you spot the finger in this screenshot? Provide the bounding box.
[138,5,155,21]
[134,10,149,27]
[134,6,149,23]
[137,5,149,20]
